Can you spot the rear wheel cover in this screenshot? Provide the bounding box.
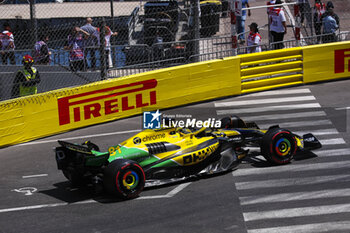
[104,160,145,199]
[116,164,145,198]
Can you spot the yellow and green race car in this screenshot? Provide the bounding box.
[54,116,321,200]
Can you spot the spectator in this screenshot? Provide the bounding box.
[247,22,262,53]
[11,55,41,98]
[266,0,275,47]
[104,26,118,68]
[64,27,89,72]
[33,34,51,65]
[80,17,99,71]
[0,22,15,65]
[269,0,287,50]
[313,0,326,44]
[267,0,276,15]
[321,1,339,43]
[297,0,308,26]
[153,30,165,61]
[237,0,251,45]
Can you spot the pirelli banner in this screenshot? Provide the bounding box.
[303,41,350,83]
[0,57,241,147]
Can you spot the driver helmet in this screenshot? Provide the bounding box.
[23,54,34,65]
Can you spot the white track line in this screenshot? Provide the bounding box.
[335,107,350,110]
[235,174,350,190]
[294,128,339,136]
[241,111,326,121]
[215,96,315,107]
[258,119,332,129]
[217,103,321,115]
[0,202,69,213]
[233,160,350,177]
[22,174,48,179]
[16,129,141,147]
[319,138,346,145]
[0,183,191,213]
[165,182,191,196]
[317,148,350,157]
[247,221,350,233]
[243,203,350,222]
[240,188,350,205]
[138,182,191,199]
[239,89,311,97]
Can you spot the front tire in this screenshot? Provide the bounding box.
[103,159,145,199]
[261,127,297,165]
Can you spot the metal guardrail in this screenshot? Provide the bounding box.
[108,56,186,78]
[188,49,234,62]
[240,48,303,94]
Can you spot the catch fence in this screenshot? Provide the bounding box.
[1,0,350,101]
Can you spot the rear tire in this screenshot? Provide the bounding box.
[261,127,297,165]
[103,159,145,199]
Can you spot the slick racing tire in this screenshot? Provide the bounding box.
[261,127,297,165]
[104,159,145,199]
[220,115,247,128]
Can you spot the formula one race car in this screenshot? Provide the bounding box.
[54,116,321,200]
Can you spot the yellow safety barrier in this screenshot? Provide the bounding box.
[303,41,350,83]
[240,47,303,94]
[2,41,350,147]
[0,57,240,147]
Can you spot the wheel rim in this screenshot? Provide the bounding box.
[275,138,291,156]
[122,171,139,190]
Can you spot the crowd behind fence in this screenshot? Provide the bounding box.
[0,0,350,102]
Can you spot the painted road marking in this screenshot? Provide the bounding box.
[0,183,191,213]
[233,160,350,177]
[241,111,327,121]
[335,107,350,110]
[16,129,141,147]
[0,203,68,213]
[22,174,48,179]
[243,203,350,221]
[236,88,311,97]
[235,174,350,190]
[216,103,321,115]
[215,96,316,107]
[138,182,191,199]
[317,148,350,156]
[294,128,339,136]
[11,187,37,196]
[318,138,346,145]
[258,119,332,129]
[219,87,350,233]
[247,221,350,233]
[240,188,350,205]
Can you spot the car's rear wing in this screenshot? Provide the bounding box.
[57,140,92,154]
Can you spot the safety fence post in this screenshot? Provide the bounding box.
[294,4,301,46]
[192,0,200,62]
[29,0,37,46]
[229,0,239,55]
[100,18,107,80]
